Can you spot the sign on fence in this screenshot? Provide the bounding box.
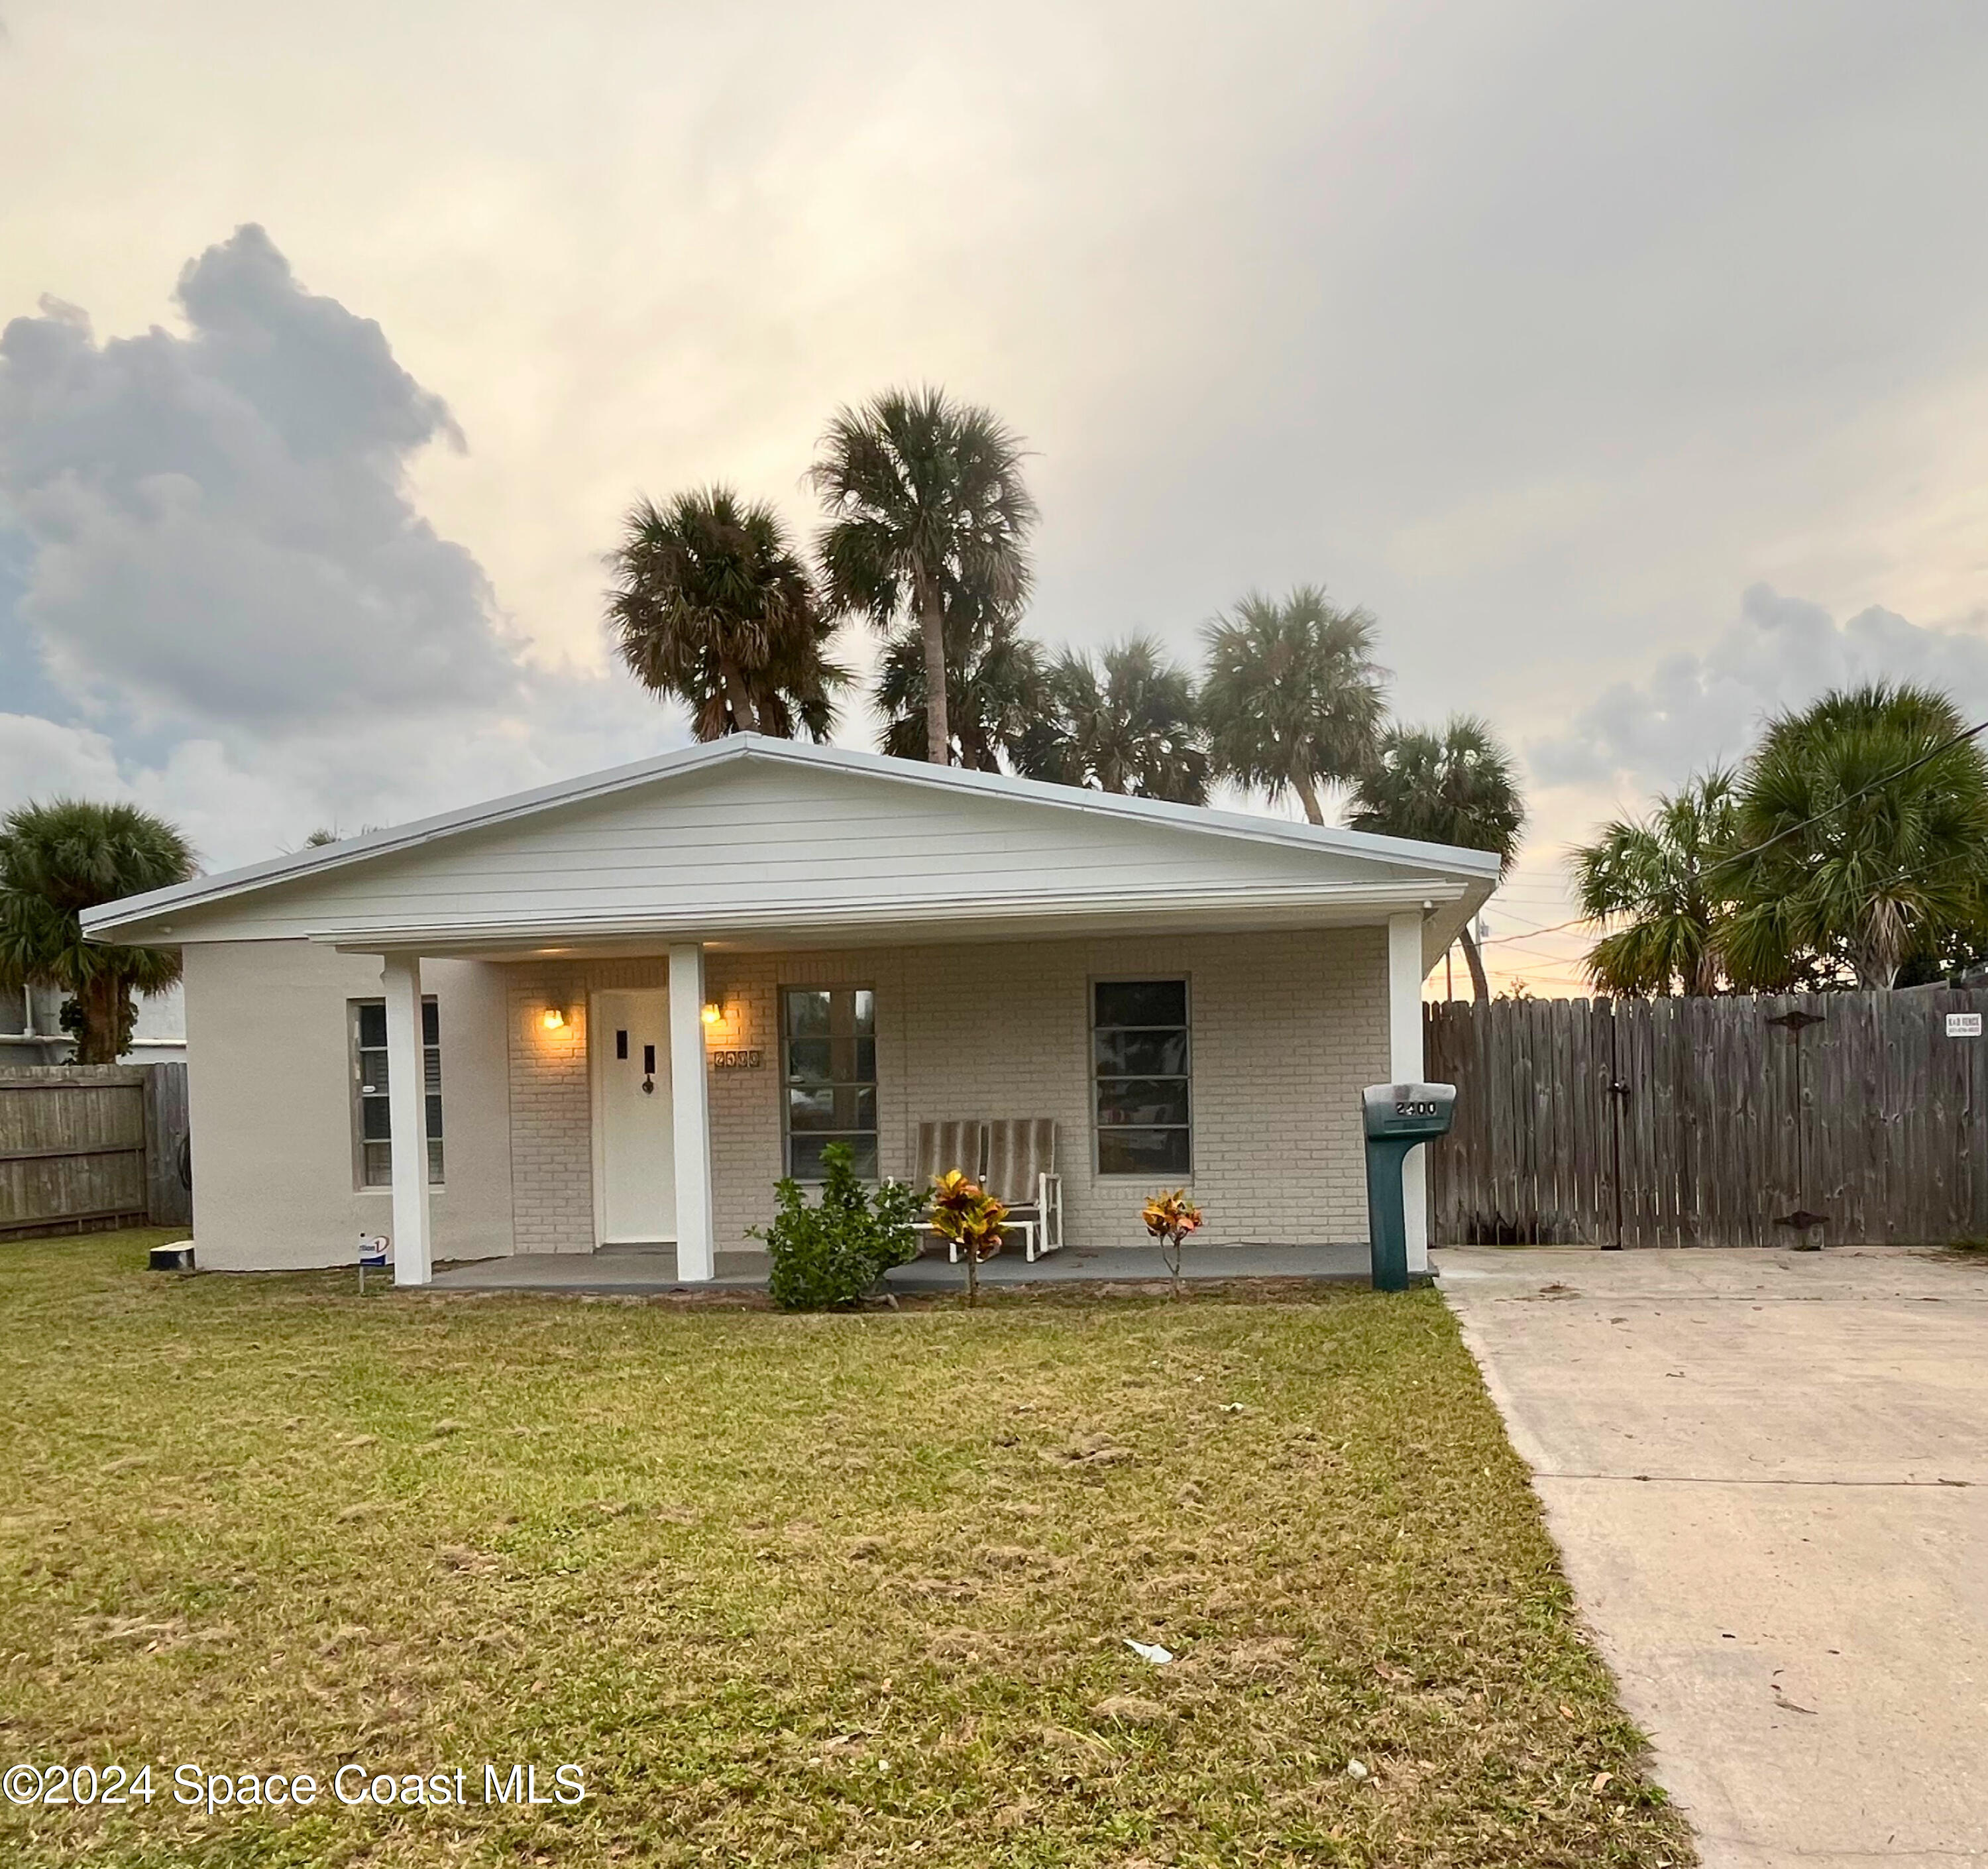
[1948,1013,1983,1038]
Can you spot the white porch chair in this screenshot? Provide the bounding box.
[981,1117,1064,1262]
[911,1119,984,1259]
[908,1119,1064,1263]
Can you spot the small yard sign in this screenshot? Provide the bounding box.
[1946,1013,1982,1038]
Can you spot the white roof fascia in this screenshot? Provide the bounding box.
[304,878,1476,954]
[81,734,1502,940]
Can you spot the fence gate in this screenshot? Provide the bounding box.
[1424,988,1988,1248]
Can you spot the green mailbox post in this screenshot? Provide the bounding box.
[1362,1082,1457,1292]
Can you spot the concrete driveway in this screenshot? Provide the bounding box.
[1441,1244,1988,1869]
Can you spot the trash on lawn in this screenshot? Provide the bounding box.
[1345,1758,1370,1781]
[1124,1638,1174,1665]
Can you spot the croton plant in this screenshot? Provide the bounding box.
[928,1168,1009,1308]
[1142,1187,1204,1293]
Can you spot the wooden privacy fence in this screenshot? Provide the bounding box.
[1424,988,1988,1249]
[0,1063,191,1241]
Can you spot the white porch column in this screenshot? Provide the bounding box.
[381,953,433,1288]
[1386,911,1430,1274]
[667,942,716,1282]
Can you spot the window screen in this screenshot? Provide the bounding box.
[781,987,877,1178]
[1093,979,1190,1176]
[351,997,443,1187]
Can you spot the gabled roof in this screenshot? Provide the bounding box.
[82,734,1500,956]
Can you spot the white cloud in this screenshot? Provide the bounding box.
[0,225,520,732]
[0,677,684,872]
[0,712,125,804]
[1527,583,1988,795]
[0,226,696,869]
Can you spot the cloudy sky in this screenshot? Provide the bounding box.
[5,1,1988,991]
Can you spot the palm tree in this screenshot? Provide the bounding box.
[1720,683,1988,990]
[1022,636,1210,803]
[1569,770,1741,996]
[810,387,1037,764]
[1347,716,1525,1001]
[875,610,1053,772]
[1200,586,1388,823]
[607,486,848,740]
[0,800,195,1064]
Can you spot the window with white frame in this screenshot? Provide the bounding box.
[781,986,877,1178]
[1092,978,1191,1176]
[351,998,443,1187]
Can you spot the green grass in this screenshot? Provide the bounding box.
[1,1231,1693,1868]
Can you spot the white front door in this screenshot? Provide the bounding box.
[593,988,676,1243]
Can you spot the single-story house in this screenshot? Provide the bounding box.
[80,736,1496,1284]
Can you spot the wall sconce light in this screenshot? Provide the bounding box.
[541,1006,567,1031]
[700,1000,723,1028]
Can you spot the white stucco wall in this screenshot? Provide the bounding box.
[182,942,515,1271]
[498,927,1390,1258]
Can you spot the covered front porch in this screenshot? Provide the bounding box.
[362,907,1442,1290]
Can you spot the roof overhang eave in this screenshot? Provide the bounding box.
[309,879,1489,960]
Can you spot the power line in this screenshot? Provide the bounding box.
[1485,944,1592,971]
[1698,714,1988,882]
[1477,916,1588,945]
[1487,716,1988,972]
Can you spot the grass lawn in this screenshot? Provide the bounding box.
[1,1231,1694,1868]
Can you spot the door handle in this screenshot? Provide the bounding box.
[642,1043,656,1094]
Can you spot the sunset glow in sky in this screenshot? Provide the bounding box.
[6,3,1988,992]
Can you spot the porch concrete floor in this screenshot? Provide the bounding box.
[427,1241,1378,1294]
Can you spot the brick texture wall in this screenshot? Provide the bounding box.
[498,929,1388,1255]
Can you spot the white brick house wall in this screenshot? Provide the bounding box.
[500,927,1389,1256]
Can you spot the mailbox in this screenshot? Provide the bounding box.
[1361,1082,1457,1292]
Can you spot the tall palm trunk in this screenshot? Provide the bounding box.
[918,581,950,764]
[1855,899,1908,991]
[1458,926,1491,1002]
[79,975,123,1065]
[719,661,759,734]
[1290,766,1325,826]
[1688,938,1721,997]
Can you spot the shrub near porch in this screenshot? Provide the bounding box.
[1,1233,1692,1868]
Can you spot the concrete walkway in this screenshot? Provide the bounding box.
[1440,1243,1988,1869]
[429,1241,1377,1294]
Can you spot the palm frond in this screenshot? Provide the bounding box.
[604,484,847,741]
[1728,683,1988,988]
[1347,715,1525,871]
[1201,587,1388,811]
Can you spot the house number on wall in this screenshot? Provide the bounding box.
[710,1048,765,1070]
